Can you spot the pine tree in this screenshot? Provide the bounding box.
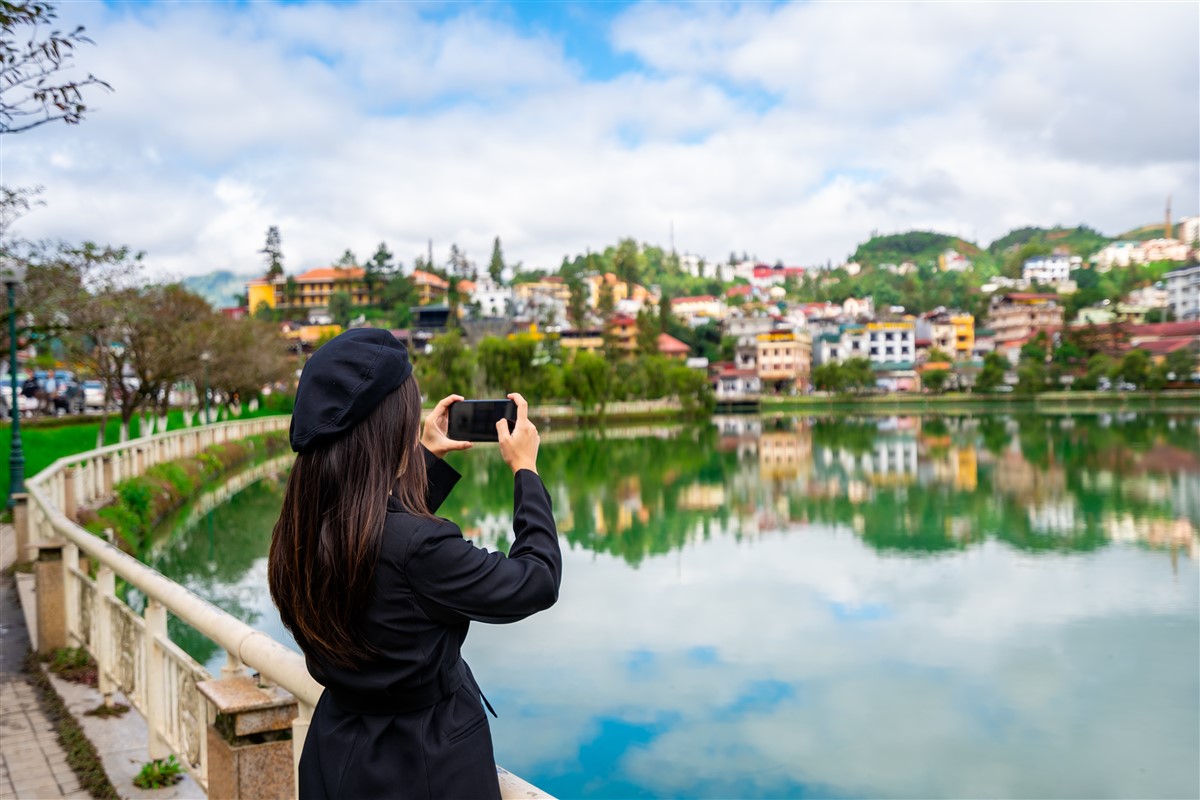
[488,236,505,283]
[261,226,284,280]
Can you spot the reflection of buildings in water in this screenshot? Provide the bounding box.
[924,446,979,492]
[859,438,918,485]
[993,450,1065,504]
[712,415,762,438]
[1105,513,1198,560]
[1174,473,1200,528]
[1027,500,1079,536]
[677,483,726,511]
[758,430,813,480]
[945,515,974,542]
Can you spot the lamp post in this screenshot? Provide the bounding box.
[200,351,211,425]
[3,259,26,509]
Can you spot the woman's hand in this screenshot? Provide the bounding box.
[497,393,539,474]
[421,395,472,459]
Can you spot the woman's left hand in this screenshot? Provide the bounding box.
[422,395,473,459]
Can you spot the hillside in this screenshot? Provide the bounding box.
[1115,223,1171,241]
[987,225,1110,257]
[850,231,996,271]
[182,270,257,309]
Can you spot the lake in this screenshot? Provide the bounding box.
[147,412,1200,799]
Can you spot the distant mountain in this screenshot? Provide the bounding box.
[850,231,995,271]
[987,225,1110,257]
[183,270,258,309]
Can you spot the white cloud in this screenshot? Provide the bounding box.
[1,0,1196,281]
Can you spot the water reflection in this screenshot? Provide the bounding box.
[148,413,1200,799]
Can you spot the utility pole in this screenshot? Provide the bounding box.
[4,259,26,508]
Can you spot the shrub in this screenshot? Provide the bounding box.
[133,755,183,789]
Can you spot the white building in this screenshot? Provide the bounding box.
[468,276,514,317]
[1092,239,1190,271]
[671,295,725,326]
[1165,264,1200,321]
[1178,216,1200,248]
[1022,254,1081,286]
[939,249,973,272]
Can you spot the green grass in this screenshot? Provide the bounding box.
[0,407,287,510]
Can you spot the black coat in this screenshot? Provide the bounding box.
[298,449,562,799]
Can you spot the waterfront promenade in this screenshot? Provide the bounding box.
[1,523,87,799]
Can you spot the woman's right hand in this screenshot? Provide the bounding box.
[497,393,539,475]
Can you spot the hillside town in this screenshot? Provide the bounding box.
[233,213,1200,403]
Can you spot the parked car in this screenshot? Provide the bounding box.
[82,380,107,409]
[53,379,85,415]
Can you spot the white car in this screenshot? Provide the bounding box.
[83,380,107,409]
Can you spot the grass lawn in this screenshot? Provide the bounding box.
[0,407,288,510]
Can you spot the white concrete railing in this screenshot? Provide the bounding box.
[23,417,552,799]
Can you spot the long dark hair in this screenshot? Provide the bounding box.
[269,377,431,670]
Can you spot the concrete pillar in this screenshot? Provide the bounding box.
[103,455,115,496]
[62,467,77,521]
[145,600,170,759]
[95,564,116,707]
[35,544,66,654]
[12,493,29,565]
[197,676,298,800]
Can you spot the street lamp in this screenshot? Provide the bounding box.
[199,351,211,425]
[3,259,26,509]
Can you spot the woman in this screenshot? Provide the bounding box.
[268,328,562,799]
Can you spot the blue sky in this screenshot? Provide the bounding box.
[5,1,1198,279]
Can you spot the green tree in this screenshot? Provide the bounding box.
[567,276,587,329]
[564,350,613,416]
[635,309,658,355]
[923,369,951,394]
[365,242,394,306]
[1164,344,1197,380]
[842,358,876,393]
[327,291,353,327]
[597,278,615,320]
[1112,348,1151,387]
[1076,353,1114,390]
[0,0,111,134]
[261,226,284,280]
[927,347,953,363]
[488,236,505,283]
[336,249,357,268]
[417,329,476,400]
[974,352,1008,393]
[813,363,846,393]
[613,238,640,285]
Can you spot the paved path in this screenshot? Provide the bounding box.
[1,556,88,799]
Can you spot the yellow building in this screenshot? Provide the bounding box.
[246,267,369,312]
[412,270,449,306]
[756,331,812,390]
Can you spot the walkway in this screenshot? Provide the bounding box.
[1,521,88,799]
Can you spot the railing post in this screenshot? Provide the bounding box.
[197,676,298,800]
[63,541,79,645]
[96,562,116,707]
[135,446,144,476]
[145,600,171,759]
[62,467,78,521]
[34,543,66,654]
[293,701,312,800]
[12,492,29,564]
[102,455,114,496]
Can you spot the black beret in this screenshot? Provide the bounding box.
[289,327,413,453]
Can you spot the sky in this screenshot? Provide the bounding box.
[3,0,1198,280]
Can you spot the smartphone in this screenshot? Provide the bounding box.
[447,399,517,442]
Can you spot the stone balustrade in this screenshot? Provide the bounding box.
[17,416,552,800]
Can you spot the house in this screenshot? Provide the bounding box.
[725,315,775,372]
[246,266,371,315]
[986,293,1064,343]
[607,315,638,354]
[412,270,450,306]
[916,310,974,359]
[464,275,513,318]
[709,364,760,404]
[657,333,691,360]
[1165,264,1200,321]
[559,329,604,355]
[1092,239,1189,271]
[756,330,812,393]
[865,321,916,365]
[1022,254,1080,286]
[671,295,724,326]
[939,249,973,272]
